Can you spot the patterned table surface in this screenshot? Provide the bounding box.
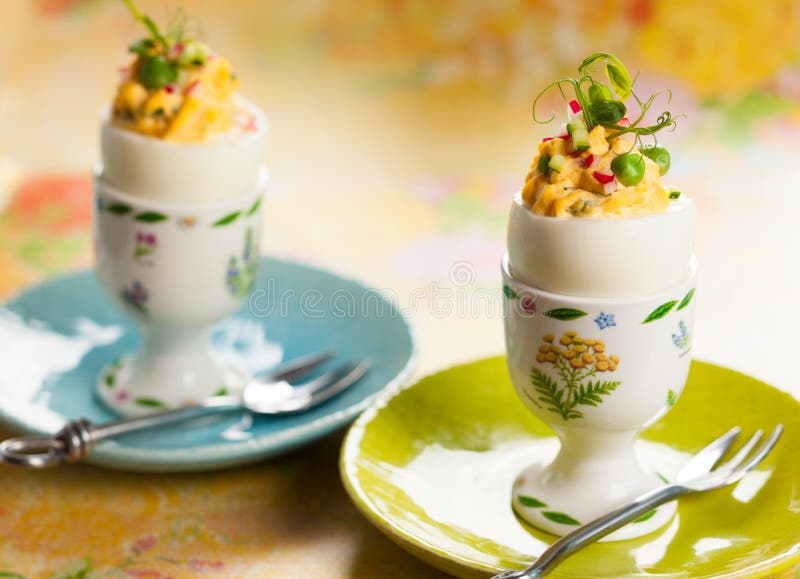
[1,1,799,577]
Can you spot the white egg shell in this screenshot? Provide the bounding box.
[507,191,696,297]
[100,97,267,204]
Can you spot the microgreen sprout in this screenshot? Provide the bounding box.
[534,55,681,143]
[532,52,684,185]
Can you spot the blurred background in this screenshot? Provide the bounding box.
[1,0,799,390]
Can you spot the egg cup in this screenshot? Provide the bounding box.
[502,254,697,540]
[93,166,267,416]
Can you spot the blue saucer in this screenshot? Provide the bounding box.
[0,257,416,472]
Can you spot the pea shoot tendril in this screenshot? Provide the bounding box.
[532,52,681,151]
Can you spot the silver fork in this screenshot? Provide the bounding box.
[492,425,783,579]
[0,351,370,468]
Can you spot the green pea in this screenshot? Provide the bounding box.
[640,146,671,175]
[588,83,613,104]
[611,153,646,186]
[587,100,626,125]
[137,55,177,90]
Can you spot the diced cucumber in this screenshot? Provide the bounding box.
[568,121,590,151]
[548,154,566,173]
[538,154,551,175]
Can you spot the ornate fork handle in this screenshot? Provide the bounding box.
[0,398,241,468]
[495,484,687,578]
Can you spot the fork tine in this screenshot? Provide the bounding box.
[715,429,763,474]
[678,426,740,481]
[726,425,783,484]
[259,350,334,383]
[302,360,371,409]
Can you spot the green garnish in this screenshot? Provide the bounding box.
[567,120,590,151]
[548,154,566,173]
[641,146,671,175]
[538,154,552,175]
[532,52,682,166]
[122,0,168,50]
[611,153,646,186]
[121,1,212,90]
[138,55,177,90]
[668,188,682,199]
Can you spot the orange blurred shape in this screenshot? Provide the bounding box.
[6,174,92,235]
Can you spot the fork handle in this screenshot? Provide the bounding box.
[0,398,242,468]
[507,484,687,578]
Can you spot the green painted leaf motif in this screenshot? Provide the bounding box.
[105,373,115,388]
[657,472,670,484]
[213,211,242,227]
[213,387,229,397]
[518,495,547,508]
[677,288,695,311]
[246,197,263,216]
[503,285,518,300]
[542,511,581,525]
[134,397,168,409]
[634,509,657,523]
[134,211,169,223]
[642,300,678,324]
[543,308,587,321]
[666,389,677,407]
[106,202,133,215]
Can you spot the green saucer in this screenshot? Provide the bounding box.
[341,358,800,578]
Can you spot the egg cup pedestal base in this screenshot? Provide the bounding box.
[96,330,246,417]
[512,428,676,540]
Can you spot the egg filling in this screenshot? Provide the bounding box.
[522,126,668,218]
[521,53,681,219]
[113,1,251,142]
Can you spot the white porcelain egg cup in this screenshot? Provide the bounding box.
[502,190,698,540]
[502,253,697,540]
[93,167,267,416]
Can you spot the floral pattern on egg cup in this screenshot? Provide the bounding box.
[133,231,158,263]
[226,227,259,298]
[93,166,267,417]
[502,253,697,540]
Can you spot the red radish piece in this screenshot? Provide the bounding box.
[556,134,571,141]
[184,79,200,96]
[568,150,583,158]
[542,136,555,142]
[593,170,615,184]
[568,100,582,114]
[582,154,595,168]
[618,117,631,127]
[243,115,257,131]
[164,84,175,94]
[602,180,618,195]
[168,42,184,60]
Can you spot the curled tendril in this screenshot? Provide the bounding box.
[530,54,681,146]
[532,78,581,124]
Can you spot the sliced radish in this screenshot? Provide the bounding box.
[593,170,615,184]
[568,150,583,158]
[184,79,201,96]
[542,136,555,142]
[582,154,595,168]
[602,180,618,195]
[568,100,582,114]
[618,117,631,128]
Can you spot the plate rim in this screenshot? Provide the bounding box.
[0,256,419,471]
[340,356,800,578]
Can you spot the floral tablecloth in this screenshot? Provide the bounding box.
[1,1,799,577]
